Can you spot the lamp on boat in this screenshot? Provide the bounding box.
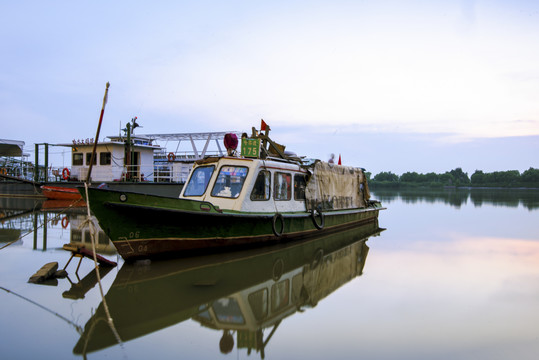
[224,133,238,156]
[131,116,141,134]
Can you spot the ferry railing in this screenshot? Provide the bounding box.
[52,164,192,183]
[0,156,36,182]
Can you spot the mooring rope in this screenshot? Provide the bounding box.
[0,285,83,334]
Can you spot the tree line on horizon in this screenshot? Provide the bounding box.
[368,167,539,188]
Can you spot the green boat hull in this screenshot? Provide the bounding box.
[84,188,383,260]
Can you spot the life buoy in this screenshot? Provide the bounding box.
[61,216,69,229]
[0,168,6,175]
[311,207,325,230]
[167,152,176,162]
[272,258,284,281]
[62,168,70,180]
[272,213,284,237]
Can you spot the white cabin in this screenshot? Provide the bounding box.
[180,157,309,213]
[65,136,158,182]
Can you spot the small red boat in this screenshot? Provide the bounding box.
[41,185,82,200]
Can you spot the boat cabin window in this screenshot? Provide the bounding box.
[274,172,291,201]
[294,174,306,200]
[72,153,83,166]
[248,288,269,321]
[86,153,97,165]
[271,279,290,312]
[212,297,245,325]
[183,166,215,196]
[250,170,271,201]
[100,152,111,165]
[211,166,249,198]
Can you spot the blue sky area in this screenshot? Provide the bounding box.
[1,0,538,175]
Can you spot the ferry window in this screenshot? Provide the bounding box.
[248,289,268,321]
[211,166,249,198]
[212,298,245,325]
[271,280,290,312]
[196,304,212,321]
[100,152,111,165]
[274,172,291,201]
[250,170,271,201]
[183,166,215,196]
[72,153,83,166]
[86,153,97,165]
[294,174,306,200]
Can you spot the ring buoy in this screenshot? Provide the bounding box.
[0,168,6,175]
[62,168,70,180]
[61,216,69,229]
[167,152,176,162]
[311,207,325,230]
[272,258,284,281]
[272,213,284,237]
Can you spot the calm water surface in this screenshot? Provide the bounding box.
[1,189,538,360]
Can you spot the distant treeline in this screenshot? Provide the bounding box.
[368,167,539,189]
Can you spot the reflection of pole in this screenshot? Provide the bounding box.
[43,212,47,251]
[33,212,38,250]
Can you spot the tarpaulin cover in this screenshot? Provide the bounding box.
[304,161,370,211]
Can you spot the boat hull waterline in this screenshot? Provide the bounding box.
[83,188,383,260]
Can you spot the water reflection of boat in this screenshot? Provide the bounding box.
[41,199,86,209]
[0,197,42,245]
[73,221,383,356]
[68,214,117,255]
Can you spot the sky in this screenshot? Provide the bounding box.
[1,0,538,175]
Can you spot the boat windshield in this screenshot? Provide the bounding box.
[183,166,215,196]
[211,166,249,198]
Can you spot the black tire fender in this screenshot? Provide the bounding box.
[311,207,324,230]
[272,213,284,237]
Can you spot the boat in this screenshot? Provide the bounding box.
[83,122,385,261]
[37,118,242,198]
[40,185,83,200]
[73,222,383,355]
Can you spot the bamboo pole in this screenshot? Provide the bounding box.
[86,82,110,184]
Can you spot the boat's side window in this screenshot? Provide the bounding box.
[211,166,249,198]
[86,153,97,165]
[212,297,245,325]
[274,172,291,201]
[72,153,83,166]
[294,174,306,200]
[271,279,290,312]
[250,170,271,201]
[248,288,269,321]
[183,166,215,196]
[100,152,111,165]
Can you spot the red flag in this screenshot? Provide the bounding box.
[261,119,268,131]
[338,154,342,165]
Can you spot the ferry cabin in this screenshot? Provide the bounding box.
[180,157,309,214]
[67,136,158,182]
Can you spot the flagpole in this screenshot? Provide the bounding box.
[86,82,110,184]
